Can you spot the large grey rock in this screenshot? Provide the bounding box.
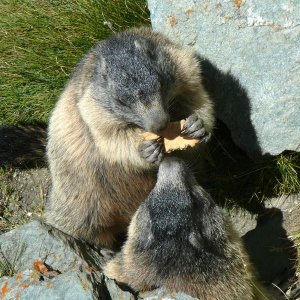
[0,221,196,299]
[0,221,114,299]
[148,0,300,158]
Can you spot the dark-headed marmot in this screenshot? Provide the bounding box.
[45,27,215,250]
[104,157,271,300]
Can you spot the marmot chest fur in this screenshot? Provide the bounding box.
[45,27,215,250]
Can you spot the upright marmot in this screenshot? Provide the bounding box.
[46,27,215,249]
[104,157,271,300]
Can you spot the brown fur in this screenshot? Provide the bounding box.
[104,196,271,300]
[104,157,271,299]
[45,27,215,250]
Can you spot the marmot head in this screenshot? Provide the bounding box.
[147,157,193,239]
[93,32,178,132]
[137,156,228,263]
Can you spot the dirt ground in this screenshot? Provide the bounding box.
[0,167,50,233]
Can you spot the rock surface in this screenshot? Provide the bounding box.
[0,221,197,300]
[1,193,299,299]
[230,194,300,292]
[0,221,110,299]
[148,0,300,159]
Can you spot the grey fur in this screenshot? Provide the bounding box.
[182,113,207,139]
[46,27,215,250]
[104,157,271,299]
[139,138,164,165]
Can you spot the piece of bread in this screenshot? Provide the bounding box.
[143,120,200,153]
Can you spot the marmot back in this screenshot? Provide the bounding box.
[46,27,215,250]
[104,157,271,300]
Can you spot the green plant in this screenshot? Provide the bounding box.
[0,0,150,126]
[274,153,300,195]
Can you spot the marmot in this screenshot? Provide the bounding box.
[45,27,215,250]
[104,157,271,300]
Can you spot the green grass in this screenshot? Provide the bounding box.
[0,0,150,126]
[274,154,300,195]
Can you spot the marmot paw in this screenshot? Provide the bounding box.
[139,138,164,165]
[181,113,211,142]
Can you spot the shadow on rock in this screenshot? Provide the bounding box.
[201,119,284,212]
[195,58,298,297]
[193,57,292,212]
[242,208,297,294]
[200,57,262,160]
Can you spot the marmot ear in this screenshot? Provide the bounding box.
[134,39,156,60]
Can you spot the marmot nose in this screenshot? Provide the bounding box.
[145,113,170,133]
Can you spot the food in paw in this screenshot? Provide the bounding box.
[142,120,200,153]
